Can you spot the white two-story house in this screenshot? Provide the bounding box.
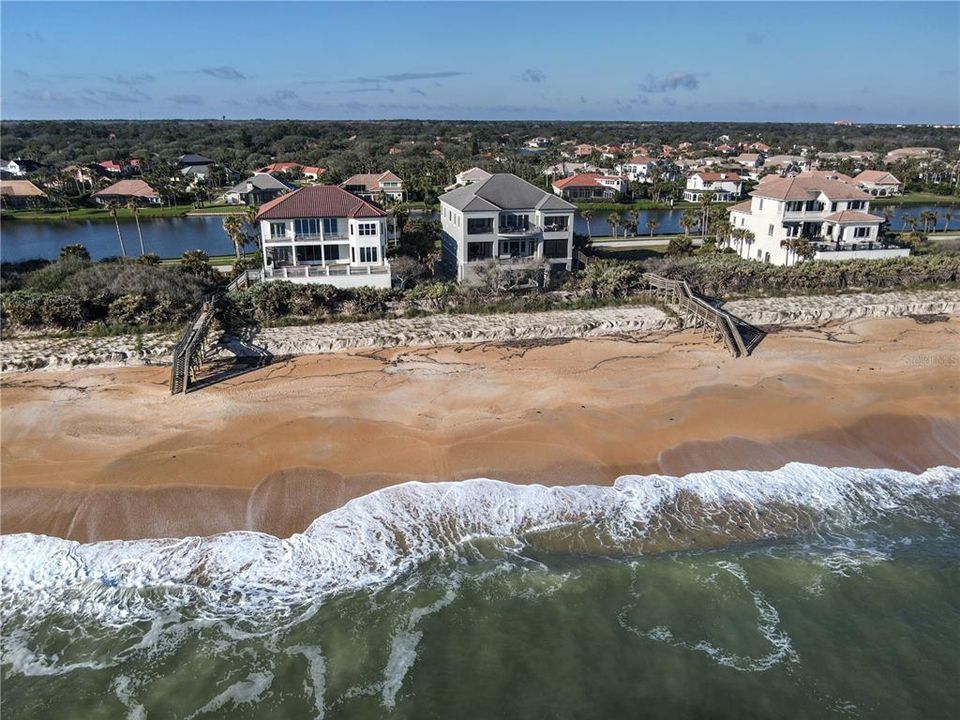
[727,172,909,265]
[256,185,392,288]
[438,173,576,282]
[683,172,743,202]
[616,155,657,183]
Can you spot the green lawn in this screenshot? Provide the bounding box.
[871,192,960,207]
[160,253,237,266]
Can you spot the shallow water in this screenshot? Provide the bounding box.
[2,464,958,718]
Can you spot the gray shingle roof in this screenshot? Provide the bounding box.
[439,173,575,212]
[226,173,291,194]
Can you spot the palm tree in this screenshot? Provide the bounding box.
[106,201,127,259]
[607,212,621,241]
[126,198,145,256]
[646,216,659,238]
[581,207,594,243]
[680,209,697,237]
[223,214,247,261]
[944,210,954,232]
[243,205,261,249]
[780,237,799,266]
[919,210,937,234]
[698,191,714,242]
[626,210,640,238]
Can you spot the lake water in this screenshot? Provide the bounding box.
[1,215,235,263]
[2,464,958,718]
[1,205,957,263]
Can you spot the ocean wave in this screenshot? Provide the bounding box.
[1,464,957,626]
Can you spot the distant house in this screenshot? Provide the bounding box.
[884,147,943,164]
[616,155,657,183]
[0,180,48,209]
[552,173,628,200]
[683,172,743,202]
[223,173,293,205]
[301,166,325,181]
[763,155,810,174]
[444,167,492,191]
[853,170,902,197]
[257,162,302,175]
[98,160,125,174]
[439,173,576,282]
[574,143,595,158]
[0,159,43,178]
[256,185,391,288]
[178,153,214,167]
[733,153,764,169]
[525,136,551,149]
[749,142,771,153]
[542,161,601,178]
[340,171,404,202]
[94,179,162,205]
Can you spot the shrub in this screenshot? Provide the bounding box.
[108,294,149,325]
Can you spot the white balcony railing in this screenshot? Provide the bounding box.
[263,263,391,279]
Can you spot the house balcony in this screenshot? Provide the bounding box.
[810,239,910,261]
[497,224,542,238]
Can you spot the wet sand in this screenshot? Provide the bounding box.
[2,317,958,541]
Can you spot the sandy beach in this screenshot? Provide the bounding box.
[2,315,958,541]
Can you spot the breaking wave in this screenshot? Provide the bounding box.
[1,463,958,626]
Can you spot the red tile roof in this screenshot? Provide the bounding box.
[94,179,159,199]
[256,185,385,220]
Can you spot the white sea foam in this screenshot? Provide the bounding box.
[186,671,274,719]
[0,464,957,626]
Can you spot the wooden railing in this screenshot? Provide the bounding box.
[170,266,264,394]
[169,298,218,394]
[643,273,749,357]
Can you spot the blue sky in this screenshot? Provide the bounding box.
[2,1,958,123]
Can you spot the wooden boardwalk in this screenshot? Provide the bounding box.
[642,273,750,357]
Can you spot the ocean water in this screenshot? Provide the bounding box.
[1,463,958,719]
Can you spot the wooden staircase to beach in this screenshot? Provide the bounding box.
[642,273,751,357]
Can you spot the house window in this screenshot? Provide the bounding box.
[849,201,865,210]
[357,222,378,236]
[543,216,569,232]
[325,245,342,261]
[543,239,568,258]
[831,202,838,212]
[323,218,339,235]
[786,201,804,212]
[853,226,870,238]
[768,224,774,236]
[296,245,324,263]
[468,217,494,234]
[758,199,763,210]
[267,246,292,266]
[270,222,287,238]
[359,246,378,263]
[294,218,321,236]
[501,213,530,231]
[467,242,493,261]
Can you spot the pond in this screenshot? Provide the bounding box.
[1,204,957,263]
[1,215,235,263]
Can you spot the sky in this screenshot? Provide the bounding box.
[2,1,958,123]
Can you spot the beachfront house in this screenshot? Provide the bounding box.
[255,185,391,288]
[0,180,48,209]
[340,171,405,202]
[223,173,293,206]
[727,171,909,265]
[93,179,162,205]
[683,172,743,202]
[853,170,902,197]
[438,173,576,282]
[552,173,628,200]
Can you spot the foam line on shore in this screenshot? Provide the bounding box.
[1,463,957,627]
